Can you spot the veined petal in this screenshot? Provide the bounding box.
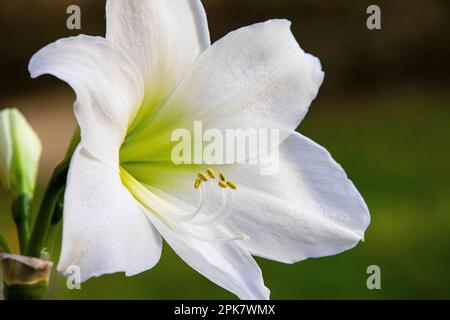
[121,19,324,160]
[29,35,144,167]
[146,213,270,300]
[58,146,162,281]
[174,19,323,134]
[106,0,210,95]
[224,132,370,263]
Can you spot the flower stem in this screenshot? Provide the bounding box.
[4,281,48,300]
[2,128,79,300]
[12,194,32,254]
[46,191,65,257]
[51,189,65,225]
[24,126,79,258]
[0,233,10,253]
[66,126,80,159]
[25,161,68,258]
[1,254,53,300]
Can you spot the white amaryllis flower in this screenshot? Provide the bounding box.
[29,0,369,299]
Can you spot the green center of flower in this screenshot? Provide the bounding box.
[116,97,248,242]
[118,94,195,189]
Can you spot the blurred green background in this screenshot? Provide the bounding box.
[1,0,449,299]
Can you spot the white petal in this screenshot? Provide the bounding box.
[106,0,210,93]
[58,146,162,281]
[29,35,144,167]
[224,132,370,263]
[146,213,270,300]
[151,19,323,141]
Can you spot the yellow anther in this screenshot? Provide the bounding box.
[218,181,228,188]
[197,172,208,182]
[226,181,237,190]
[219,172,226,182]
[194,178,202,189]
[207,168,216,179]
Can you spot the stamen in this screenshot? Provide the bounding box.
[218,181,227,188]
[121,167,244,243]
[219,172,226,182]
[121,167,207,222]
[207,168,216,179]
[197,172,208,182]
[226,181,237,190]
[188,187,234,225]
[189,170,239,225]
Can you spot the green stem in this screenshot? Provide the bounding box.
[12,194,32,254]
[0,232,10,253]
[24,127,79,258]
[2,128,80,300]
[51,189,65,225]
[4,282,48,300]
[25,161,69,258]
[66,126,80,158]
[46,190,65,257]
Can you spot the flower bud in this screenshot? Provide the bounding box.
[0,108,42,197]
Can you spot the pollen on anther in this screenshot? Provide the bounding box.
[218,180,227,188]
[226,181,237,190]
[198,172,208,182]
[207,168,216,179]
[194,178,202,189]
[219,172,226,182]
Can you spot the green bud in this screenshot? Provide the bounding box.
[0,108,42,197]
